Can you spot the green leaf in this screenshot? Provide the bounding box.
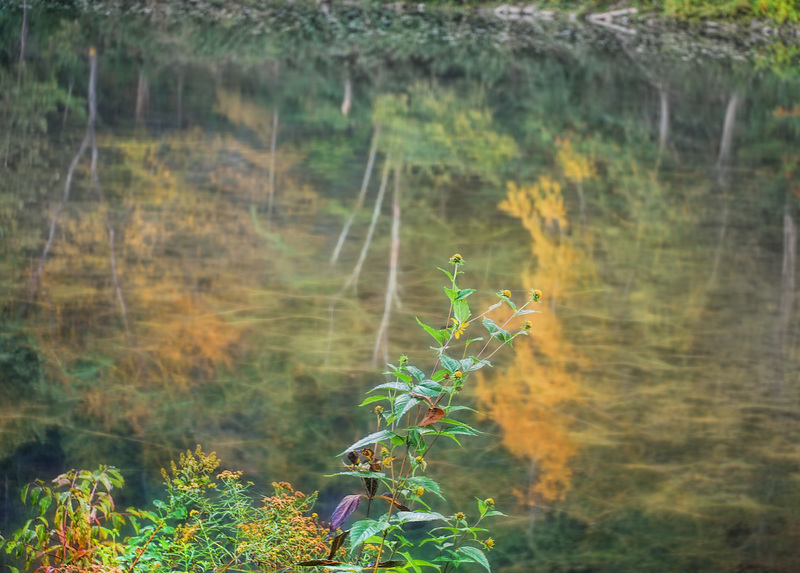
[407,429,422,450]
[405,365,426,382]
[359,395,389,407]
[427,430,462,446]
[482,317,512,344]
[372,382,409,391]
[394,393,421,421]
[458,546,491,572]
[440,419,481,435]
[453,299,470,323]
[456,288,476,300]
[448,405,478,414]
[406,477,445,501]
[441,425,480,436]
[438,267,455,282]
[498,293,517,311]
[30,487,41,508]
[410,383,441,399]
[38,494,52,517]
[349,519,390,552]
[416,317,446,346]
[394,511,446,524]
[444,287,458,302]
[340,430,398,456]
[397,552,423,573]
[439,354,461,373]
[431,369,449,382]
[465,358,492,372]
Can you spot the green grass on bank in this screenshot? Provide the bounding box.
[5,0,800,24]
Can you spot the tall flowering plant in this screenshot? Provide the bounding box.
[300,255,542,573]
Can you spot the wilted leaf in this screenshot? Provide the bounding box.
[296,559,343,566]
[419,407,445,426]
[376,495,410,511]
[364,478,378,499]
[328,530,350,559]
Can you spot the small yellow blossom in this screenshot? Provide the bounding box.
[455,512,465,521]
[485,498,494,505]
[380,447,389,457]
[531,289,542,302]
[382,456,396,467]
[522,320,533,331]
[454,370,463,379]
[451,318,467,339]
[373,404,384,415]
[416,487,425,497]
[449,253,464,265]
[485,538,495,549]
[502,289,512,298]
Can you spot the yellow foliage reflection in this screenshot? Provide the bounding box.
[477,140,590,507]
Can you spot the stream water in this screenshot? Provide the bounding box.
[1,5,800,571]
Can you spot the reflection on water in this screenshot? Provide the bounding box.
[2,5,800,571]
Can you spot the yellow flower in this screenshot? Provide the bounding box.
[382,456,396,467]
[451,318,467,339]
[455,512,465,521]
[485,498,494,505]
[502,289,512,298]
[522,320,532,331]
[416,487,425,497]
[454,370,463,379]
[485,538,495,549]
[531,289,542,302]
[449,253,464,265]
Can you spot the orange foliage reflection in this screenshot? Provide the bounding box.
[477,140,589,507]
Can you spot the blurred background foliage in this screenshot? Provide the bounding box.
[2,3,800,572]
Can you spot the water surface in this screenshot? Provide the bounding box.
[1,5,800,572]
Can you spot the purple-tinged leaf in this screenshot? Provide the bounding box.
[330,494,363,532]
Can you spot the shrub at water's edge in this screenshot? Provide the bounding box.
[1,256,541,573]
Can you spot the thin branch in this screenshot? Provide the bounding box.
[343,150,392,292]
[28,130,90,302]
[17,2,28,86]
[325,151,392,364]
[331,124,381,265]
[372,164,401,366]
[62,79,74,128]
[716,92,740,188]
[267,109,279,229]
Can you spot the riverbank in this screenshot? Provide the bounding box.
[10,0,795,73]
[4,0,800,27]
